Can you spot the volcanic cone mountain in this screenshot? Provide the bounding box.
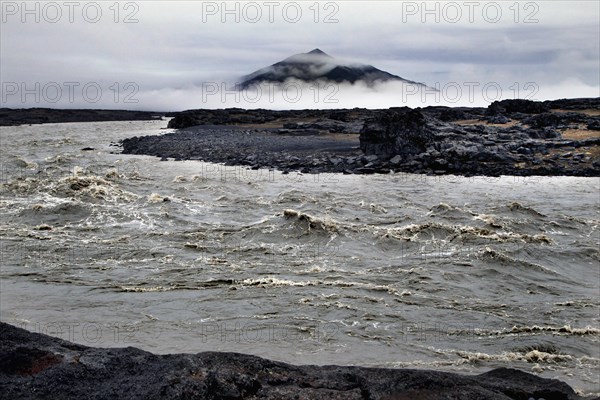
[239,49,428,89]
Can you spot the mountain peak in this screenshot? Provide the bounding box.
[307,48,329,56]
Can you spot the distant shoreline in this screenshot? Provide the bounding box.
[0,108,169,126]
[122,98,600,177]
[2,100,598,177]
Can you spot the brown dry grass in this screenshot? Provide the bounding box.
[453,119,479,125]
[236,121,282,129]
[454,119,520,127]
[586,146,600,159]
[561,128,600,140]
[236,117,363,136]
[236,117,322,129]
[321,133,360,142]
[551,108,600,116]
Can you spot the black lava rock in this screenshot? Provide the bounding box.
[359,108,434,158]
[487,99,549,116]
[0,322,584,400]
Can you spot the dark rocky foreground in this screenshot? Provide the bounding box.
[0,108,166,126]
[0,322,586,400]
[121,98,600,176]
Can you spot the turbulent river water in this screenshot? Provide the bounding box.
[0,120,598,396]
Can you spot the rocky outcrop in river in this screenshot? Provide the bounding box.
[123,98,600,177]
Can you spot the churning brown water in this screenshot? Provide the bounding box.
[1,120,598,396]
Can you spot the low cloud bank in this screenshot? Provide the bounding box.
[2,78,597,111]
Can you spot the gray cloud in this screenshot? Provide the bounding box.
[1,0,598,110]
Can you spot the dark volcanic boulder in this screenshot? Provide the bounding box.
[359,108,435,158]
[167,109,283,129]
[523,112,588,128]
[486,115,511,124]
[167,113,201,129]
[437,107,470,121]
[487,99,549,115]
[546,97,600,110]
[587,120,600,130]
[526,128,561,139]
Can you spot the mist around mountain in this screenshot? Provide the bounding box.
[238,49,430,90]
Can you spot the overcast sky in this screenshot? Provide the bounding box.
[1,0,598,110]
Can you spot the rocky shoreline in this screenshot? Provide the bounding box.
[0,322,586,399]
[121,98,600,176]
